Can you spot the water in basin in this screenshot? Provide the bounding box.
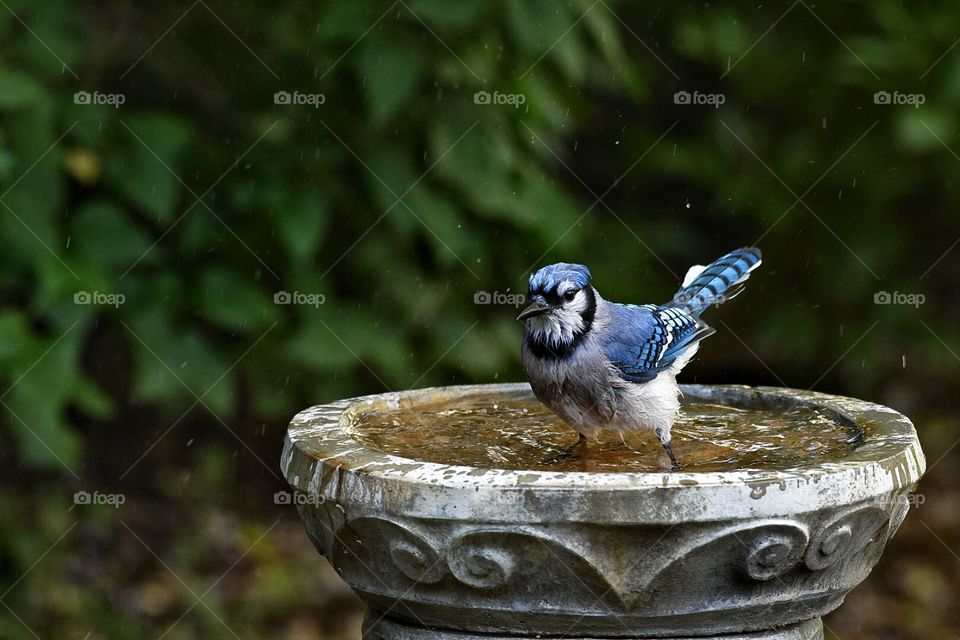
[351,391,862,472]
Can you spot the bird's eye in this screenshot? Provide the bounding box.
[563,289,579,302]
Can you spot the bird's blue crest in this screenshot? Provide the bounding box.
[528,263,591,295]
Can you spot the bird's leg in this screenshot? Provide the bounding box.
[662,441,680,470]
[543,432,587,465]
[655,429,680,471]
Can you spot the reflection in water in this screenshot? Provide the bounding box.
[352,393,861,473]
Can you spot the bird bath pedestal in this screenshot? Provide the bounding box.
[281,383,924,640]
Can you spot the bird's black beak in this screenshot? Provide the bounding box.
[517,301,554,321]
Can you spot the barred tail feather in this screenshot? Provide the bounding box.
[670,247,762,316]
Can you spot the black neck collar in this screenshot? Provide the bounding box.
[526,287,596,360]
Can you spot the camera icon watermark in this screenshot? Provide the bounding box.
[874,291,925,308]
[474,290,526,308]
[274,90,325,107]
[673,90,725,108]
[274,290,326,307]
[74,91,126,108]
[273,490,325,506]
[473,90,526,108]
[873,91,924,108]
[74,290,125,308]
[73,490,126,509]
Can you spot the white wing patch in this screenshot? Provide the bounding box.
[682,264,706,287]
[657,325,674,361]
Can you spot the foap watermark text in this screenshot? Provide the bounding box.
[874,91,924,108]
[274,490,325,506]
[74,91,125,108]
[275,90,325,107]
[881,493,925,509]
[75,291,125,308]
[874,291,924,308]
[474,90,526,108]
[674,292,729,307]
[674,90,725,108]
[274,291,326,307]
[474,290,526,307]
[73,490,126,509]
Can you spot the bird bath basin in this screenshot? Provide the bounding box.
[281,383,925,640]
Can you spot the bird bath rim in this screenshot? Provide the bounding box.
[281,382,924,524]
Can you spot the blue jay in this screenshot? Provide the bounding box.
[518,247,762,469]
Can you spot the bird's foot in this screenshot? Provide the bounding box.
[541,450,576,465]
[542,433,586,465]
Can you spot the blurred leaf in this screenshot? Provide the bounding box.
[364,145,421,214]
[106,113,192,224]
[356,39,426,126]
[277,193,329,266]
[0,311,32,363]
[196,267,279,333]
[895,109,954,153]
[407,185,475,266]
[0,66,45,109]
[506,0,576,57]
[3,327,85,468]
[129,313,233,415]
[69,199,155,271]
[316,0,384,40]
[407,0,486,30]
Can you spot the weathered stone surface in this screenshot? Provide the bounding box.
[364,617,825,640]
[281,384,925,639]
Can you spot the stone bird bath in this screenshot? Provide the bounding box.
[281,383,924,639]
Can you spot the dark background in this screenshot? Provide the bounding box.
[1,1,958,638]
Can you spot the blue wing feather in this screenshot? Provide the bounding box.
[599,248,760,383]
[601,303,711,383]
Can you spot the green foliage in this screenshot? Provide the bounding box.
[1,3,959,639]
[0,0,956,477]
